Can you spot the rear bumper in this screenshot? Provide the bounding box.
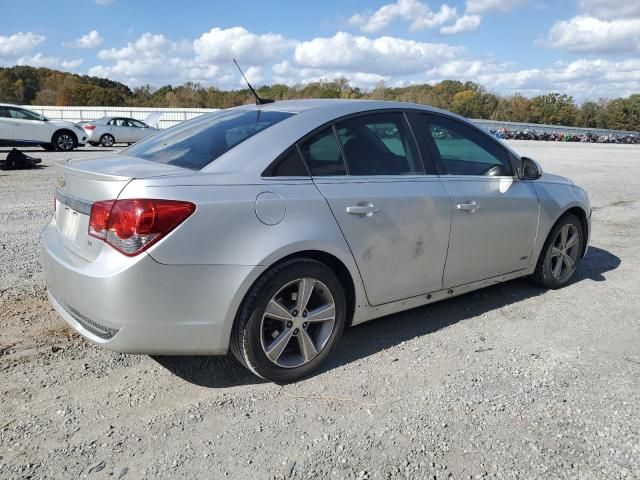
[42,222,264,354]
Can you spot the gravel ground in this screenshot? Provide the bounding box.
[1,141,639,480]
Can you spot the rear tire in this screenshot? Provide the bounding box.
[532,213,583,289]
[230,258,346,383]
[100,134,115,147]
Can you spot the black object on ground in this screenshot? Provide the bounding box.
[1,148,42,170]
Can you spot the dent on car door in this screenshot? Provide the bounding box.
[302,112,451,306]
[414,113,539,288]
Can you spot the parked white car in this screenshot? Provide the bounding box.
[81,117,160,147]
[0,103,87,151]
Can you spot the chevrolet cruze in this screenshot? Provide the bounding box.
[42,99,591,382]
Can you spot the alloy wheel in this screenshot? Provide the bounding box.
[260,277,336,368]
[550,224,580,281]
[57,134,74,150]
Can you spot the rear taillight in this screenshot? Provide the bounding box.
[89,199,195,256]
[84,124,96,130]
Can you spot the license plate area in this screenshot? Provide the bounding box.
[56,204,83,241]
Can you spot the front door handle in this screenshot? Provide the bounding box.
[346,203,379,217]
[457,200,480,213]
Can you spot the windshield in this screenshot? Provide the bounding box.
[122,109,294,170]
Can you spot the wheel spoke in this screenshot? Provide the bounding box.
[305,304,335,323]
[566,231,579,249]
[563,254,576,272]
[559,225,568,247]
[552,257,563,278]
[296,278,315,314]
[265,328,294,363]
[265,299,293,322]
[297,328,318,363]
[551,246,563,258]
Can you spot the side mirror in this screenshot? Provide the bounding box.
[521,157,543,180]
[38,115,48,122]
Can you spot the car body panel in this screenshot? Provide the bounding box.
[439,176,540,287]
[313,175,451,305]
[41,99,591,355]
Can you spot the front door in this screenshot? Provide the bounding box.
[7,107,49,143]
[0,107,15,141]
[300,112,452,306]
[415,113,539,288]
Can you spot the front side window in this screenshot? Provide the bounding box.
[123,109,294,170]
[299,127,347,176]
[421,115,512,176]
[8,108,42,121]
[335,113,423,175]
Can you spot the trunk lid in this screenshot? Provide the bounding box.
[53,155,188,261]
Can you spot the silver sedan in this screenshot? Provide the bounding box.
[42,100,591,382]
[81,116,159,147]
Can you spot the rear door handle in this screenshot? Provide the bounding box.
[346,203,379,217]
[456,201,480,213]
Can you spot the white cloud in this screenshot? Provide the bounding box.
[194,27,293,65]
[97,32,190,61]
[64,30,103,49]
[348,0,459,33]
[440,15,481,34]
[17,53,83,69]
[426,57,640,98]
[578,0,640,20]
[294,32,461,75]
[465,0,528,14]
[0,32,45,57]
[95,0,115,5]
[542,15,640,54]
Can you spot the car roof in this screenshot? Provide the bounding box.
[231,98,444,115]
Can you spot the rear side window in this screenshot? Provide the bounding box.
[335,113,423,175]
[0,107,9,118]
[299,127,347,176]
[264,147,309,176]
[123,110,294,170]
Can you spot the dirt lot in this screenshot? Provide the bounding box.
[1,141,639,480]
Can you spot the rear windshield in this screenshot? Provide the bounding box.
[122,109,294,170]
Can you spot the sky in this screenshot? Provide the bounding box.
[1,0,639,101]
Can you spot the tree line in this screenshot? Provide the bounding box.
[1,66,638,131]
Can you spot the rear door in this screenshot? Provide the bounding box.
[0,107,14,141]
[126,118,148,142]
[302,111,451,306]
[412,113,539,288]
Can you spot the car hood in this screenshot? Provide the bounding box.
[49,119,83,129]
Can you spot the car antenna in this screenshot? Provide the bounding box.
[233,58,274,105]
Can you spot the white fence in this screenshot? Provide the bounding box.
[21,105,640,136]
[22,105,218,129]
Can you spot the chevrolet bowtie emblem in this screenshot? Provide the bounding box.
[57,176,65,189]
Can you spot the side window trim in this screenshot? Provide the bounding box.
[404,110,437,175]
[331,124,350,175]
[421,113,515,177]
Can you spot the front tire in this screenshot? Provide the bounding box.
[532,213,583,289]
[52,130,77,151]
[100,134,115,147]
[230,258,346,383]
